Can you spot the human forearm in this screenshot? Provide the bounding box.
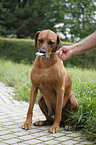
[71,31,96,56]
[56,31,96,61]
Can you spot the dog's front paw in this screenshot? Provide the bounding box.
[48,125,59,133]
[22,121,32,130]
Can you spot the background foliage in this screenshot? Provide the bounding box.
[0,0,96,41]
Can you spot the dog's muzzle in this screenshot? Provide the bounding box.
[35,49,56,58]
[36,49,50,58]
[40,49,46,54]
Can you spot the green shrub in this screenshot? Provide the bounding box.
[0,37,96,68]
[64,50,96,68]
[68,68,96,141]
[0,38,37,64]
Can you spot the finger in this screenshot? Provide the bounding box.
[59,50,63,55]
[61,55,66,61]
[56,46,69,55]
[56,46,64,53]
[56,50,60,55]
[56,49,67,61]
[58,53,66,61]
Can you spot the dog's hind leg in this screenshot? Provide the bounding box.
[61,92,78,130]
[33,95,54,126]
[70,92,78,112]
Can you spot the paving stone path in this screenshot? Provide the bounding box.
[0,82,95,145]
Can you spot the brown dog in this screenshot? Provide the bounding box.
[22,30,78,133]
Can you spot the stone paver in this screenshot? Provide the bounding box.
[0,82,95,145]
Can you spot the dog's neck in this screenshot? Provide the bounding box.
[35,54,59,68]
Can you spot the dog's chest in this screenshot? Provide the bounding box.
[31,66,56,90]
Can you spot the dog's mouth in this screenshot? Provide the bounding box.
[36,49,55,58]
[40,49,47,54]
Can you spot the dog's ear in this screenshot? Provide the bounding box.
[34,31,40,48]
[57,35,61,50]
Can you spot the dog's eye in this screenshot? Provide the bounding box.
[38,39,43,43]
[48,40,55,45]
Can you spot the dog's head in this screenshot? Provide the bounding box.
[34,30,61,57]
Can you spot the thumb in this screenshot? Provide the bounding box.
[56,46,69,54]
[58,46,64,52]
[56,46,64,54]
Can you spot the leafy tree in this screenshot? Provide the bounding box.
[14,0,64,38]
[0,0,61,38]
[0,0,18,36]
[57,0,96,41]
[0,0,96,40]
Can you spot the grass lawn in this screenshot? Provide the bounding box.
[0,58,96,141]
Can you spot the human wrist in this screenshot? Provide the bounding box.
[69,44,77,56]
[70,42,84,56]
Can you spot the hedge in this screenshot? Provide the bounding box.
[0,37,96,68]
[0,38,36,64]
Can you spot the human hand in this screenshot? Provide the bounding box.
[56,46,73,61]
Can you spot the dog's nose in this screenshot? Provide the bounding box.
[40,49,46,54]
